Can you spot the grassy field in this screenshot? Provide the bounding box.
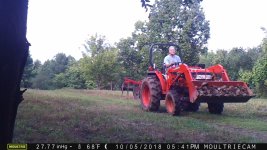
[13,89,267,143]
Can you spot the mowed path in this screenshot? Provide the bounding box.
[14,89,267,143]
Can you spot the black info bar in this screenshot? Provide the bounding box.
[4,143,264,150]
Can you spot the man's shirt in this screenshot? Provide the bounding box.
[164,54,181,66]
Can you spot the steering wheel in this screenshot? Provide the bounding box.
[166,62,181,68]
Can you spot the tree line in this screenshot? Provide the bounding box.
[21,0,266,97]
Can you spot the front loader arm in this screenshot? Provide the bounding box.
[176,64,198,102]
[206,64,230,81]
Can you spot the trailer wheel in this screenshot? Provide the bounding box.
[207,102,224,114]
[165,91,182,116]
[140,77,161,111]
[184,102,200,112]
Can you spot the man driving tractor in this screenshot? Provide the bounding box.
[163,46,182,75]
[140,43,254,116]
[164,46,181,68]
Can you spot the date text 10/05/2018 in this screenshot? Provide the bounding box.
[114,143,256,150]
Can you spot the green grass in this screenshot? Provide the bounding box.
[13,89,267,143]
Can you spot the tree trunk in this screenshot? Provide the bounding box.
[0,0,29,143]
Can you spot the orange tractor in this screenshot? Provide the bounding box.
[140,43,255,115]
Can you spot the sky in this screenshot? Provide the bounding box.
[27,0,267,63]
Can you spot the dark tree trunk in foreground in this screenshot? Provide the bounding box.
[0,0,29,143]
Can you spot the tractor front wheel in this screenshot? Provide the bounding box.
[165,91,183,116]
[140,77,161,111]
[207,102,224,114]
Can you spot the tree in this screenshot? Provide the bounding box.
[199,50,216,67]
[53,73,67,89]
[0,0,30,143]
[141,0,153,11]
[32,59,42,75]
[31,60,55,90]
[31,53,75,90]
[134,0,210,65]
[117,37,143,80]
[246,46,263,68]
[52,53,75,74]
[201,47,262,81]
[212,50,228,66]
[59,61,88,89]
[249,37,267,97]
[81,35,120,89]
[21,54,35,88]
[225,48,251,80]
[83,34,110,57]
[251,57,267,97]
[82,49,119,89]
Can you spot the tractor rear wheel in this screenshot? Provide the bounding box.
[165,90,183,116]
[140,76,161,111]
[207,102,224,114]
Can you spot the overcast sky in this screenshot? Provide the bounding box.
[27,0,267,63]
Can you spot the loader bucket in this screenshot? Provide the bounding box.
[191,81,255,103]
